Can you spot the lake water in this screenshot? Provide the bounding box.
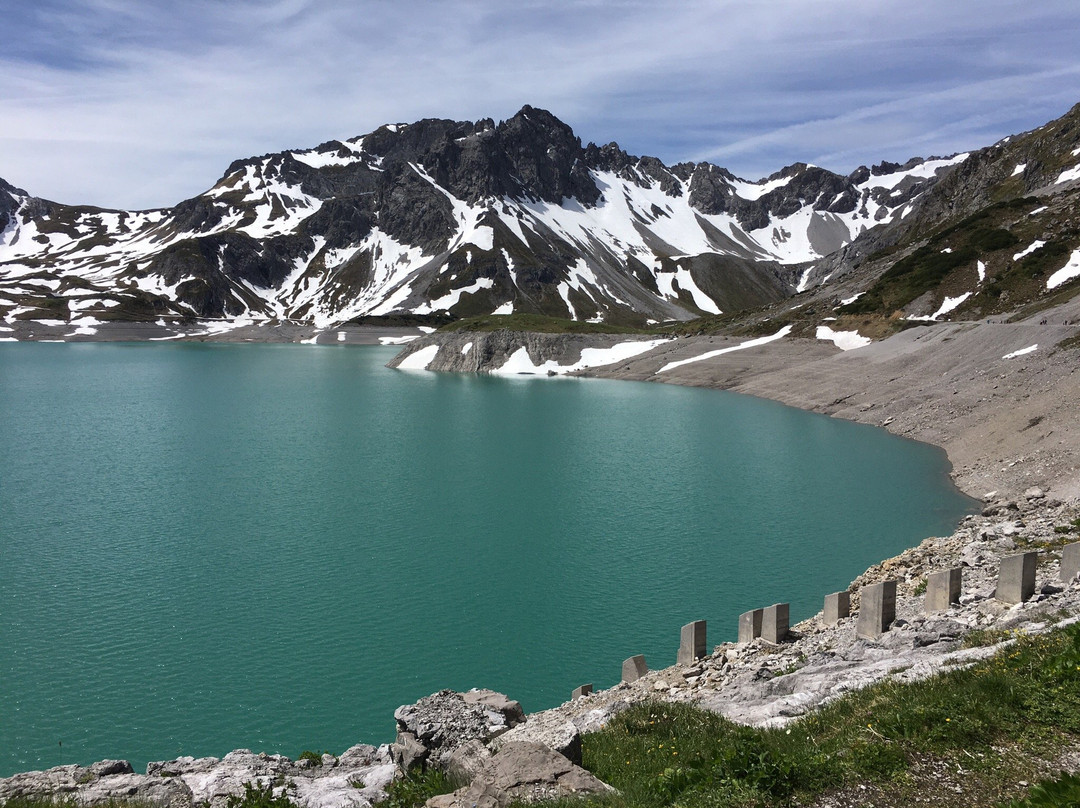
[0,342,976,776]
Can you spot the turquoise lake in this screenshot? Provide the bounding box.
[0,342,976,776]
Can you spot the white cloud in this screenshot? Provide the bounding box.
[1,0,1079,208]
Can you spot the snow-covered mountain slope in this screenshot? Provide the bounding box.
[795,101,1080,328]
[0,106,969,328]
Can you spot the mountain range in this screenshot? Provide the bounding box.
[2,103,1080,330]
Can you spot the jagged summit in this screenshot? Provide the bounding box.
[3,103,1073,330]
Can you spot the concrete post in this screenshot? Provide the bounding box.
[824,591,850,624]
[997,552,1037,603]
[677,620,707,665]
[1061,542,1080,583]
[925,568,962,612]
[571,684,593,700]
[761,603,789,644]
[738,608,763,644]
[856,580,897,640]
[622,655,648,683]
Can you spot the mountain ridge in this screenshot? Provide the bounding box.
[3,103,1076,332]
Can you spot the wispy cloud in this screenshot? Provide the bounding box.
[2,0,1079,208]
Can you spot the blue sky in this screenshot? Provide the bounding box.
[3,0,1080,210]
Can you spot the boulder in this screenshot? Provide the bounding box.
[78,773,193,808]
[388,733,428,772]
[424,742,613,808]
[444,739,492,783]
[147,756,221,777]
[0,762,192,808]
[495,720,582,766]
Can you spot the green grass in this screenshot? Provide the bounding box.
[1000,771,1080,807]
[381,769,460,808]
[559,623,1080,808]
[224,782,297,808]
[837,194,1080,320]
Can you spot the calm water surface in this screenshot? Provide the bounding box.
[0,342,975,775]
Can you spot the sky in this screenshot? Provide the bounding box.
[3,0,1080,210]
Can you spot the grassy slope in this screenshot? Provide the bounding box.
[550,623,1080,808]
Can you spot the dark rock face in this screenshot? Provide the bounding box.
[0,178,25,234]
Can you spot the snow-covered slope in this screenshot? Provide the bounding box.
[0,107,969,329]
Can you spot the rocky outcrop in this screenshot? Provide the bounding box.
[390,689,525,771]
[0,176,24,235]
[0,746,397,808]
[425,742,612,808]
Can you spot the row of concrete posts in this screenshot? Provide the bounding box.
[570,543,1080,698]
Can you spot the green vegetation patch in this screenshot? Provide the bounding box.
[840,198,1052,318]
[1000,771,1080,807]
[382,769,460,808]
[563,623,1080,808]
[225,782,297,808]
[841,243,982,315]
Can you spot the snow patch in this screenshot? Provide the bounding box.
[977,261,986,284]
[658,325,792,373]
[1002,344,1037,359]
[378,335,419,345]
[728,174,793,201]
[1011,163,1026,176]
[857,154,969,191]
[655,267,721,314]
[415,277,494,314]
[908,293,972,322]
[1047,248,1080,290]
[290,147,362,169]
[1013,240,1046,261]
[397,344,440,369]
[1056,164,1080,185]
[492,339,669,376]
[840,292,864,306]
[816,325,870,351]
[461,342,473,355]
